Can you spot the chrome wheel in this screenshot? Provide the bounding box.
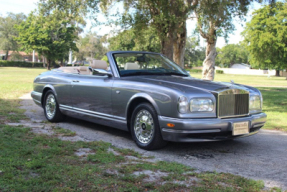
[134,109,154,144]
[45,94,56,119]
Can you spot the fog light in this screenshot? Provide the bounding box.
[167,123,175,127]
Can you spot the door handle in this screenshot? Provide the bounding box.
[72,80,79,82]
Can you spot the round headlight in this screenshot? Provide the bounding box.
[178,96,189,113]
[190,99,214,112]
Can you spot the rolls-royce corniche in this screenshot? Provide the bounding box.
[31,51,267,150]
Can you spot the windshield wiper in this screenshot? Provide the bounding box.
[164,72,189,77]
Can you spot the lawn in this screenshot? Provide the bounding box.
[0,67,284,191]
[258,87,287,131]
[191,73,287,87]
[0,67,47,123]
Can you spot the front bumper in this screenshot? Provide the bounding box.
[159,112,267,142]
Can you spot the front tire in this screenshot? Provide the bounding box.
[131,103,167,150]
[43,90,64,122]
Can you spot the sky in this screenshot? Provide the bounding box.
[0,0,263,48]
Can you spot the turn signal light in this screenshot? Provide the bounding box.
[167,123,175,127]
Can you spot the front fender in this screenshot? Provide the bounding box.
[125,93,161,117]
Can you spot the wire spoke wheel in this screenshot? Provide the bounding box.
[45,94,56,119]
[134,109,154,144]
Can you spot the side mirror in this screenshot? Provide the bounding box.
[92,68,113,77]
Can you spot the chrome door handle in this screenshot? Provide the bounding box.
[72,80,79,82]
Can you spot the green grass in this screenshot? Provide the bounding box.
[52,126,76,136]
[191,73,287,87]
[0,125,266,191]
[0,67,46,123]
[258,87,287,131]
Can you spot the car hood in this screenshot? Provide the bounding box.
[123,75,254,94]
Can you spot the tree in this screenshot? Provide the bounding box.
[15,0,91,69]
[184,37,206,68]
[194,0,255,80]
[75,32,108,61]
[242,2,287,77]
[37,0,88,34]
[216,44,249,67]
[100,0,198,68]
[16,12,78,70]
[108,28,160,53]
[0,13,26,60]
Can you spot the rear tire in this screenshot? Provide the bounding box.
[131,103,167,150]
[43,90,64,122]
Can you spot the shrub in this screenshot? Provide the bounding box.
[0,60,44,68]
[187,69,202,73]
[216,70,224,74]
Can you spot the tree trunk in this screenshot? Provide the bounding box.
[60,59,64,67]
[161,32,174,61]
[173,22,186,68]
[275,70,280,77]
[5,50,9,60]
[202,42,217,81]
[47,59,51,70]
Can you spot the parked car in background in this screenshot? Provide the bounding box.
[31,51,267,150]
[230,63,251,69]
[71,60,90,66]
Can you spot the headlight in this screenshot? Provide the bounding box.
[178,96,189,113]
[190,99,214,112]
[249,95,262,113]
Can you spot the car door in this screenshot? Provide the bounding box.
[70,73,114,118]
[53,72,74,107]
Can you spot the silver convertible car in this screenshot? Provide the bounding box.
[31,51,267,150]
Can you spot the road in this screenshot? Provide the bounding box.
[20,93,287,190]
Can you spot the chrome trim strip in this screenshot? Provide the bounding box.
[217,89,249,95]
[162,128,221,134]
[60,105,126,121]
[219,114,249,119]
[74,106,126,121]
[60,107,126,123]
[59,104,73,109]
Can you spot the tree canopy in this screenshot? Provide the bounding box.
[242,2,287,75]
[216,44,249,67]
[108,28,160,53]
[100,0,198,67]
[75,32,108,61]
[0,13,26,60]
[15,0,88,69]
[16,12,78,69]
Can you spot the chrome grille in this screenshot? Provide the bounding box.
[218,89,249,118]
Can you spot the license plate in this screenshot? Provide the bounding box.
[233,121,249,136]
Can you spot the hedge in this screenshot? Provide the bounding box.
[0,60,44,68]
[187,69,202,73]
[216,70,224,74]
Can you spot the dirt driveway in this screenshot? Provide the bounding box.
[20,93,287,190]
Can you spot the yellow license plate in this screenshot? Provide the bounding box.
[233,121,249,136]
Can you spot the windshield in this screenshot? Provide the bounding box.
[113,53,189,77]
